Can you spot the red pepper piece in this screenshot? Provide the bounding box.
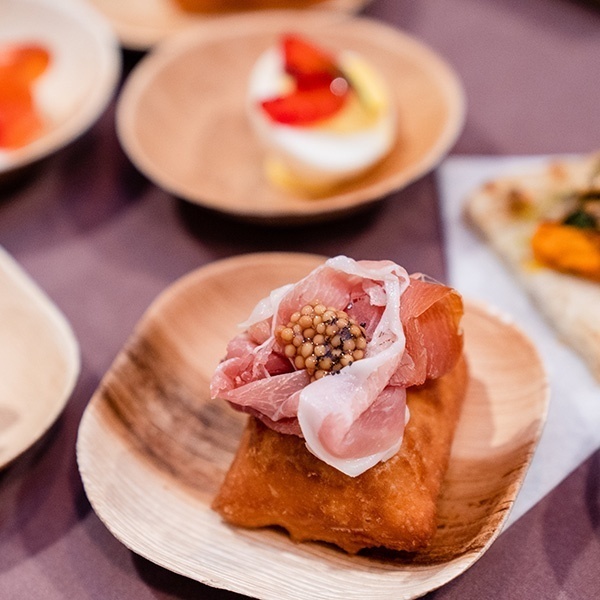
[282,34,341,90]
[261,86,348,125]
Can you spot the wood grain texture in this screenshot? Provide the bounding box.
[77,252,548,599]
[0,247,80,469]
[116,11,465,224]
[88,0,370,50]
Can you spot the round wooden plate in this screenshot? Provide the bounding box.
[0,247,80,469]
[77,252,549,599]
[116,11,466,224]
[87,0,371,50]
[0,0,121,178]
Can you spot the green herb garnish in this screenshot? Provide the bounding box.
[563,210,598,229]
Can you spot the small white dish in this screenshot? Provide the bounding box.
[0,0,121,177]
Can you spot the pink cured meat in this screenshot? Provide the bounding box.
[210,256,463,476]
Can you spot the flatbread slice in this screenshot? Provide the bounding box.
[466,152,600,381]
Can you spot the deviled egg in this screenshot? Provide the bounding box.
[247,34,396,195]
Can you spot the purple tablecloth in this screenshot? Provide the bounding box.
[1,0,599,598]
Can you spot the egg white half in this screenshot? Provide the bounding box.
[247,45,396,192]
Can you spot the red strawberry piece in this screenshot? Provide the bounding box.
[261,85,348,125]
[282,34,341,90]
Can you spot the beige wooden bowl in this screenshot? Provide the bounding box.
[77,252,548,599]
[87,0,371,50]
[0,247,80,469]
[116,11,465,224]
[0,0,121,178]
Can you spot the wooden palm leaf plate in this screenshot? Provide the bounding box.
[116,11,465,224]
[87,0,372,50]
[77,252,549,599]
[0,247,79,469]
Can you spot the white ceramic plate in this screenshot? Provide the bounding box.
[0,247,80,468]
[77,253,548,599]
[116,12,465,224]
[0,0,121,177]
[87,0,371,50]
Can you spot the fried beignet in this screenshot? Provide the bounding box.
[213,354,468,554]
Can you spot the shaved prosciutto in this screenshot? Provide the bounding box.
[210,256,464,476]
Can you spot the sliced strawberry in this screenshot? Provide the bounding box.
[282,34,341,90]
[261,86,348,125]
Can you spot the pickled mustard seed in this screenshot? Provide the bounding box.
[275,300,368,381]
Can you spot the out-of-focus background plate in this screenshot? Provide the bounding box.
[0,247,79,469]
[0,0,121,178]
[86,0,371,51]
[116,11,465,224]
[77,252,548,600]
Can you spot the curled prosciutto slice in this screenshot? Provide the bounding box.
[210,256,463,476]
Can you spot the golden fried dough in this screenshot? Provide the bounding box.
[212,355,468,553]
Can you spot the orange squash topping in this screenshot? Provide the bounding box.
[531,185,600,281]
[532,221,600,281]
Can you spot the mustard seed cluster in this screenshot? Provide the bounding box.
[275,300,368,381]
